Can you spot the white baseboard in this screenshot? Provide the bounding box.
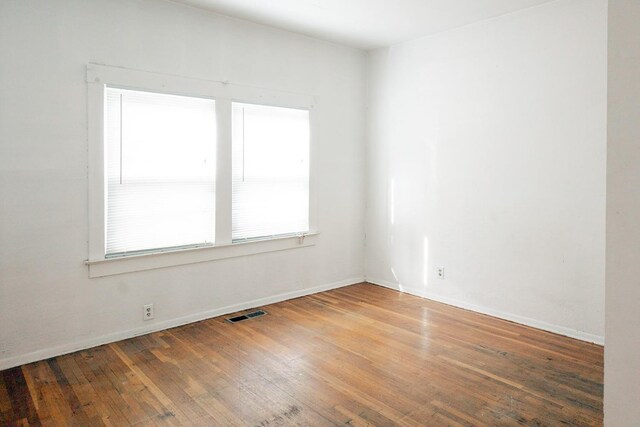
[367,277,604,346]
[0,277,363,370]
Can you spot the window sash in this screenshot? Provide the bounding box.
[231,102,310,242]
[104,87,217,256]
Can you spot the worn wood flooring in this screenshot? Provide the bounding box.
[0,283,604,426]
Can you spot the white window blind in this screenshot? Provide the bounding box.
[232,103,310,241]
[105,88,217,256]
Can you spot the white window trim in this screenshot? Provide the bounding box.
[86,64,318,278]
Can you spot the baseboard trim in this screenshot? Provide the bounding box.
[0,277,363,370]
[367,277,604,346]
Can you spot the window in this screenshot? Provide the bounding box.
[232,103,310,241]
[105,88,217,256]
[87,64,317,277]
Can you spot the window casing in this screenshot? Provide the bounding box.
[86,64,317,277]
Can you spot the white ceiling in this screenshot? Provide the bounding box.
[173,0,556,50]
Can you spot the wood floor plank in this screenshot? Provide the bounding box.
[1,283,603,426]
[0,367,41,426]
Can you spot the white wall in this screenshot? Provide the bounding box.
[605,0,640,424]
[366,0,607,342]
[0,0,366,368]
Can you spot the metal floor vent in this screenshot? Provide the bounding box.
[226,309,267,323]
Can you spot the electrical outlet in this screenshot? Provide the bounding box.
[143,304,154,321]
[437,267,445,279]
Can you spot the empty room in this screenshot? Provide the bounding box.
[1,0,638,425]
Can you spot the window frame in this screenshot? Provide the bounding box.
[86,64,318,278]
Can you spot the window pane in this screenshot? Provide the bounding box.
[105,88,216,255]
[232,103,310,241]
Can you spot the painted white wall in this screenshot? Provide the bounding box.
[605,1,640,424]
[366,0,607,342]
[0,0,366,369]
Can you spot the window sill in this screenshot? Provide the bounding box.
[85,233,318,278]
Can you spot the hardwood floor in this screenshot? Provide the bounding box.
[0,283,603,426]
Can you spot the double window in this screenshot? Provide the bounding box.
[87,65,314,276]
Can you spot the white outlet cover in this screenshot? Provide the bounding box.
[143,304,154,320]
